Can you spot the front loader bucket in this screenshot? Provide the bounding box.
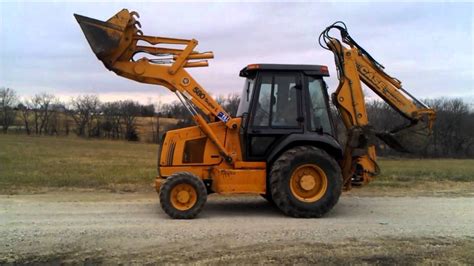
[74,14,122,59]
[74,9,135,67]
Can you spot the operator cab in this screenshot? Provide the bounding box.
[238,64,336,161]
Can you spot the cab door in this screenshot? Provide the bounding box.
[244,71,304,161]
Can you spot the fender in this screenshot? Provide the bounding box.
[267,133,343,165]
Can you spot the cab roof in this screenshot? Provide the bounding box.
[239,64,329,77]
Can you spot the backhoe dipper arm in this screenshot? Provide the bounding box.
[319,22,436,189]
[75,9,235,162]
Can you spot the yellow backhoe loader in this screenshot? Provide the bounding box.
[75,10,435,219]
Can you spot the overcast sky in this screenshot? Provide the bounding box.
[0,1,472,105]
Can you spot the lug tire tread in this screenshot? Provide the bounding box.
[159,172,207,219]
[270,146,342,218]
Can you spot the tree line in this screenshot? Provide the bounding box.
[0,87,239,143]
[1,87,473,157]
[364,98,474,158]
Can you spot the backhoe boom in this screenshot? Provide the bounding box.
[320,22,436,189]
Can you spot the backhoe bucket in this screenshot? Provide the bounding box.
[74,9,133,66]
[376,121,432,153]
[376,132,409,153]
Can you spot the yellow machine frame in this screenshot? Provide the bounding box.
[76,12,435,195]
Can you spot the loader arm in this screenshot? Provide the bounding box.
[319,22,436,189]
[75,9,235,162]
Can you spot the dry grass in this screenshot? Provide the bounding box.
[9,114,179,143]
[1,134,473,193]
[378,158,474,182]
[135,116,179,143]
[367,158,474,194]
[0,134,158,191]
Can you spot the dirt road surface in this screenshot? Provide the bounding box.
[1,192,473,264]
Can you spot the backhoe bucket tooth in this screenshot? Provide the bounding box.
[74,13,127,62]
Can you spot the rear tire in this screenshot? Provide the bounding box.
[270,146,342,218]
[159,172,207,219]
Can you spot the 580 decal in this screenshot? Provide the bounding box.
[192,86,228,122]
[193,86,216,110]
[193,87,206,99]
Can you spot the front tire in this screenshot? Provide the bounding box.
[159,172,207,219]
[270,146,342,218]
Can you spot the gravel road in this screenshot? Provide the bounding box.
[1,192,473,264]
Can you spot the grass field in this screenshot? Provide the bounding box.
[1,134,473,193]
[0,134,158,191]
[376,158,474,182]
[366,158,474,195]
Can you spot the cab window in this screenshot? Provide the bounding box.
[236,77,255,117]
[252,75,272,127]
[252,73,300,128]
[307,77,331,133]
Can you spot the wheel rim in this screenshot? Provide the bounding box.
[170,183,197,211]
[290,164,328,203]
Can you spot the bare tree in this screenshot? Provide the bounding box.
[17,101,31,135]
[366,98,474,157]
[215,95,226,107]
[161,101,191,121]
[119,100,140,141]
[29,96,41,134]
[101,101,122,139]
[216,93,240,116]
[150,101,162,143]
[224,93,240,116]
[140,104,155,117]
[425,98,473,157]
[47,102,66,136]
[69,95,101,137]
[0,87,18,133]
[26,93,56,135]
[37,93,55,135]
[151,115,160,143]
